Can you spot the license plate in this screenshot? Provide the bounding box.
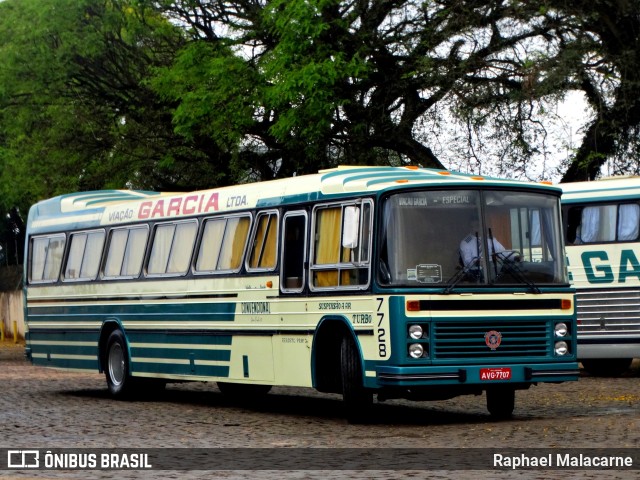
[480,368,512,380]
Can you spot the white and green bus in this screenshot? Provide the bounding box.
[561,177,640,376]
[24,166,578,421]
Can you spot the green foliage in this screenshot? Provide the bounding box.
[0,0,216,220]
[152,41,260,151]
[262,0,368,143]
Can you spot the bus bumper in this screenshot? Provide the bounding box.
[577,342,640,359]
[374,362,580,387]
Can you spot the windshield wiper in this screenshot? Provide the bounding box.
[494,252,541,294]
[443,257,481,294]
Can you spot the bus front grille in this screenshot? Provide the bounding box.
[576,289,640,336]
[432,321,548,359]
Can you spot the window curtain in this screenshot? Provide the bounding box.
[249,214,277,269]
[81,232,105,279]
[541,208,556,260]
[315,207,341,286]
[148,225,175,274]
[229,216,250,269]
[105,230,128,277]
[122,228,147,276]
[43,237,66,281]
[260,215,278,268]
[618,204,640,241]
[167,222,197,274]
[529,210,541,246]
[196,219,225,271]
[381,199,398,283]
[249,216,267,267]
[580,207,601,243]
[581,206,616,242]
[31,238,48,281]
[65,234,87,279]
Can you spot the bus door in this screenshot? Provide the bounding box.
[280,211,308,293]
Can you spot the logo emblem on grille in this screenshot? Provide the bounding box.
[484,330,502,350]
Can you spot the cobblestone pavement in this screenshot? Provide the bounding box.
[0,342,638,479]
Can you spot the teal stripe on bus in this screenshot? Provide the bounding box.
[27,301,237,319]
[131,361,229,378]
[30,344,97,357]
[32,357,98,370]
[130,347,231,362]
[29,331,99,342]
[126,332,233,345]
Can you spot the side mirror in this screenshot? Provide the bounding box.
[342,206,360,249]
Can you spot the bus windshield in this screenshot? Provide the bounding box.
[378,189,567,288]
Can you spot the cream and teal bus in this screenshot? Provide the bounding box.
[24,166,578,421]
[561,177,640,376]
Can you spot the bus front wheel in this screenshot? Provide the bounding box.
[486,387,515,419]
[105,330,135,397]
[340,335,373,423]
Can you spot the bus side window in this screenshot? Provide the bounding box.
[314,206,342,287]
[103,226,149,278]
[567,203,640,244]
[311,201,372,290]
[64,230,105,281]
[248,211,278,271]
[30,234,66,283]
[148,221,198,276]
[195,214,251,273]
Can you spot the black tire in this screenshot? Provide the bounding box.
[104,330,136,397]
[217,382,272,399]
[486,387,515,419]
[581,358,633,377]
[340,334,373,423]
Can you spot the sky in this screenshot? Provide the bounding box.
[438,90,590,184]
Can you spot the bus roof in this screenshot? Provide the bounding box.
[560,176,640,204]
[27,166,560,233]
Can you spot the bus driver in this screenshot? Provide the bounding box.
[460,218,506,268]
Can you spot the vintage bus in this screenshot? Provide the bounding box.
[561,177,640,376]
[24,166,578,421]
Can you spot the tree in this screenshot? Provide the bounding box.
[3,0,640,213]
[0,0,237,221]
[151,0,640,182]
[551,1,640,181]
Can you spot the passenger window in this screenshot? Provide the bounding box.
[567,203,640,244]
[30,234,66,283]
[148,221,198,276]
[195,215,251,272]
[65,231,105,281]
[311,200,373,290]
[248,212,278,270]
[104,226,149,278]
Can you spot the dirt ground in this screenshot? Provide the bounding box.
[1,342,638,479]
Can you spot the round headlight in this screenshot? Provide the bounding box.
[408,324,424,340]
[554,322,568,337]
[409,343,424,359]
[554,341,568,356]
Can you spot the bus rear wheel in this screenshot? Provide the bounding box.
[581,358,633,377]
[340,335,373,423]
[486,387,515,419]
[105,330,136,397]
